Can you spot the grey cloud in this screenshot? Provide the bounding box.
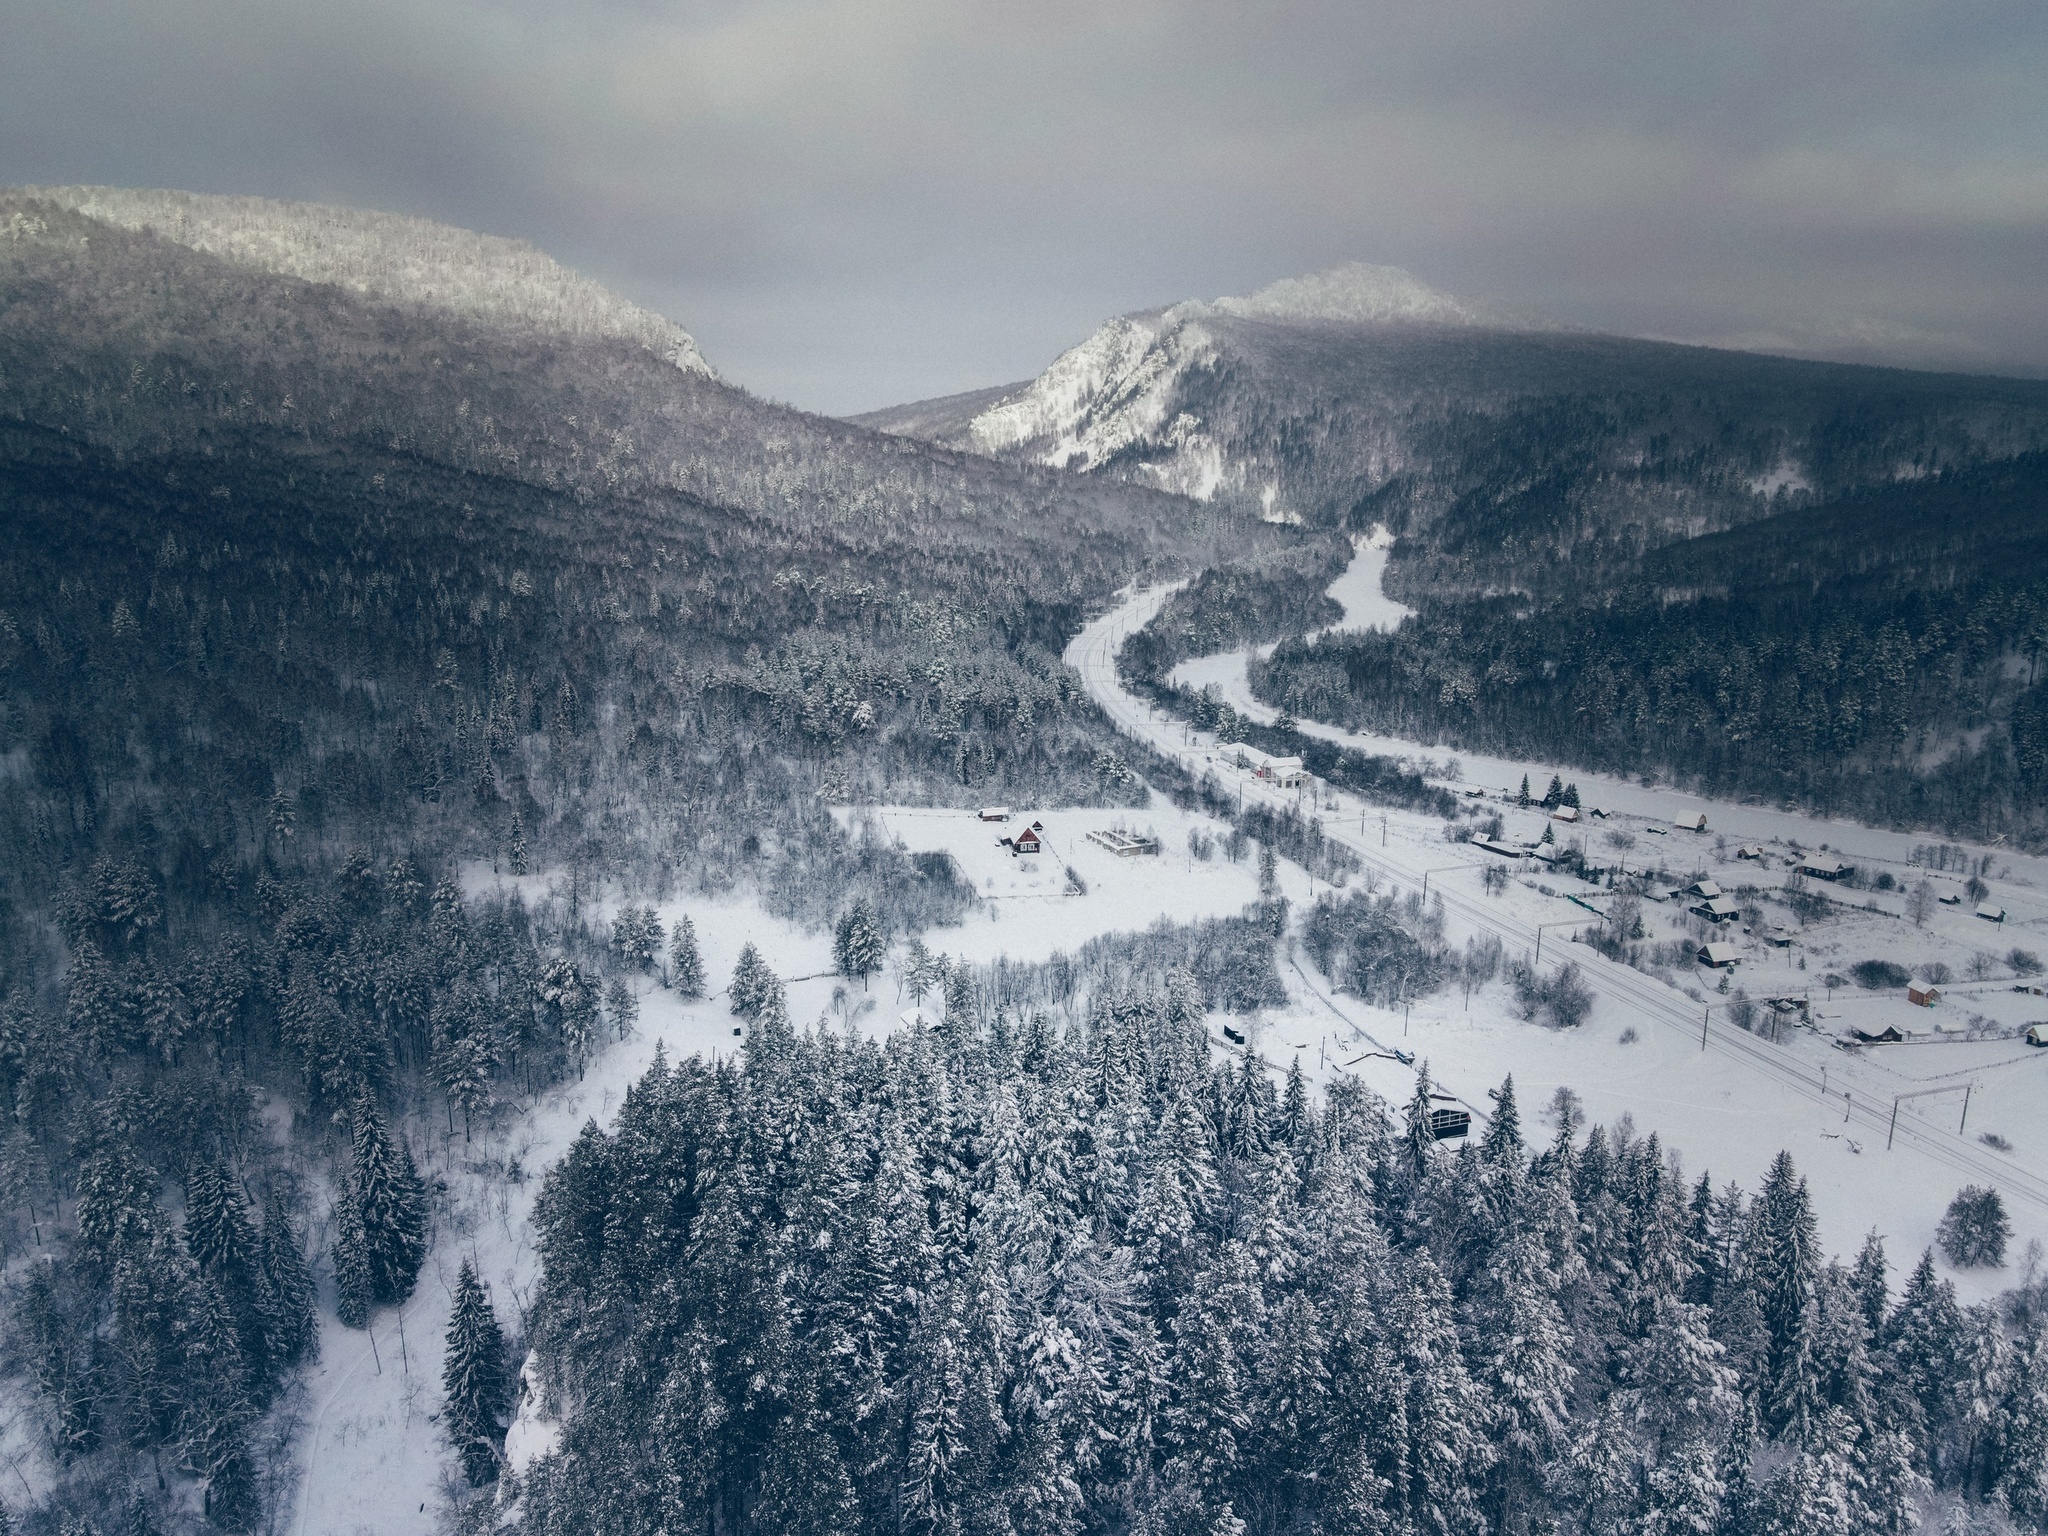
[5,0,2044,412]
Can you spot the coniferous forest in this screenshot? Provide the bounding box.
[1,187,2047,1534]
[513,982,2048,1536]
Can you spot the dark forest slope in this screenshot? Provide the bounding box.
[0,189,1286,1532]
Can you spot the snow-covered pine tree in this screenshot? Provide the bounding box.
[443,1258,511,1486]
[256,1185,318,1368]
[182,1159,258,1284]
[347,1101,427,1307]
[332,1188,373,1329]
[508,806,529,876]
[728,943,783,1019]
[178,1275,254,1483]
[1936,1185,2011,1269]
[605,976,638,1042]
[1748,1150,1819,1425]
[669,915,704,998]
[833,898,887,989]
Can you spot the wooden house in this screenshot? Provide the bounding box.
[1907,978,1940,1007]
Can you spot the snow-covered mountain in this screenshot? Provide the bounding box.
[26,184,715,375]
[856,262,2048,543]
[944,264,1500,507]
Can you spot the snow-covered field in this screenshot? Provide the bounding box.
[1077,561,2048,1306]
[292,546,2047,1530]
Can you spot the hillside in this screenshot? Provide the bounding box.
[857,266,2048,590]
[0,187,1276,1534]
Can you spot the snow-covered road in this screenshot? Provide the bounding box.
[1068,586,2048,1227]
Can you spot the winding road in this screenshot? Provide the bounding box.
[1067,587,2048,1220]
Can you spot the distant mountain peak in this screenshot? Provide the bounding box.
[1210,262,1489,327]
[20,185,715,377]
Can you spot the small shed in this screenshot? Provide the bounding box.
[1692,896,1740,923]
[1736,844,1765,860]
[1688,879,1723,899]
[1798,854,1847,880]
[1762,927,1794,947]
[1907,978,1940,1007]
[1977,903,2007,924]
[1698,941,1740,968]
[1469,834,1525,860]
[2026,1023,2048,1047]
[1673,812,1709,832]
[1551,805,1580,823]
[1589,807,1610,819]
[1643,883,1681,903]
[1852,1025,1904,1045]
[1938,891,1963,905]
[977,806,1012,822]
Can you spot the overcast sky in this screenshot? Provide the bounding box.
[7,0,2046,414]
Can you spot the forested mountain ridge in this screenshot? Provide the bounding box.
[857,268,2048,589]
[0,188,1290,1532]
[1254,453,2048,838]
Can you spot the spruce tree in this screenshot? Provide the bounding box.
[728,943,779,1019]
[349,1102,428,1306]
[1483,1074,1522,1165]
[833,898,886,988]
[332,1188,373,1329]
[257,1186,318,1368]
[508,806,529,876]
[183,1159,259,1285]
[443,1258,510,1486]
[669,915,704,998]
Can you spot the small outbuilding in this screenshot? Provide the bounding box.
[1798,854,1848,880]
[1907,978,1940,1007]
[1687,879,1723,899]
[1736,844,1765,860]
[1698,941,1740,968]
[977,806,1012,822]
[1978,903,2007,924]
[1851,1025,1904,1045]
[1673,812,1709,832]
[1938,891,1963,905]
[1550,805,1580,823]
[1087,828,1156,857]
[2026,1023,2048,1047]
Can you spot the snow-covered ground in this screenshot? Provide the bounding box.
[290,547,2047,1531]
[1077,565,2048,1308]
[1167,525,1412,697]
[832,804,1259,967]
